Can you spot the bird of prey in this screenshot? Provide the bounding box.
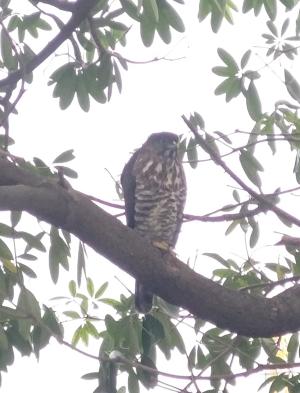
[121,132,186,313]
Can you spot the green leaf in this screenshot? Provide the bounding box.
[212,66,235,77]
[2,258,17,273]
[120,0,140,20]
[0,238,13,260]
[72,326,82,346]
[85,320,98,338]
[53,149,75,164]
[217,48,239,74]
[63,310,81,319]
[284,69,300,103]
[158,0,185,33]
[264,0,277,21]
[240,49,251,68]
[36,17,52,31]
[243,70,260,80]
[18,263,37,278]
[69,280,76,297]
[10,211,21,228]
[267,20,278,36]
[7,15,20,32]
[7,323,32,356]
[205,133,220,156]
[140,12,156,46]
[86,277,94,297]
[52,65,76,110]
[249,221,259,248]
[84,67,106,104]
[187,139,198,169]
[198,0,211,22]
[0,223,14,237]
[76,72,90,112]
[191,112,205,129]
[240,150,262,188]
[237,337,261,369]
[81,372,99,380]
[77,242,86,286]
[203,252,231,268]
[215,77,241,101]
[1,28,17,70]
[269,375,289,393]
[18,288,41,321]
[215,130,232,145]
[196,345,207,368]
[156,7,171,43]
[54,166,78,178]
[49,226,70,283]
[113,61,122,93]
[95,281,108,298]
[287,333,299,362]
[32,325,50,357]
[281,18,290,36]
[143,0,159,23]
[210,3,224,33]
[97,54,113,90]
[20,232,46,252]
[246,81,262,121]
[18,253,37,261]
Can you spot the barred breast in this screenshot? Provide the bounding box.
[133,153,186,247]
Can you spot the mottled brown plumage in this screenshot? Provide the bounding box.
[121,132,186,313]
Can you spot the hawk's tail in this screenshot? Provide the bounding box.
[135,282,153,313]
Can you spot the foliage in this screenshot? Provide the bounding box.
[1,1,300,393]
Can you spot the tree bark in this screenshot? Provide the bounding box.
[0,157,299,338]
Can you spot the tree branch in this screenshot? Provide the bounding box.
[1,158,300,337]
[182,115,300,228]
[0,0,98,89]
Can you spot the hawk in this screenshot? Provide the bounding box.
[121,132,186,313]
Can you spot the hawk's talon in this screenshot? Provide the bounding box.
[152,240,170,252]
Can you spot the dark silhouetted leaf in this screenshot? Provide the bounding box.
[246,81,262,121]
[285,69,300,102]
[53,149,75,164]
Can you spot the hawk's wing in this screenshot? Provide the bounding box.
[121,150,139,229]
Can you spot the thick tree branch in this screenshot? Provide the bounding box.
[0,0,98,89]
[1,158,300,337]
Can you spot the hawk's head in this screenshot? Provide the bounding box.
[145,132,179,159]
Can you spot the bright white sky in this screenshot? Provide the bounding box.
[2,1,300,392]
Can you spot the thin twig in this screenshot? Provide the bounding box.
[239,275,300,292]
[182,115,300,228]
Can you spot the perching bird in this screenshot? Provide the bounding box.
[121,132,186,313]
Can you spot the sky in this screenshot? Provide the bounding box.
[1,1,300,392]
